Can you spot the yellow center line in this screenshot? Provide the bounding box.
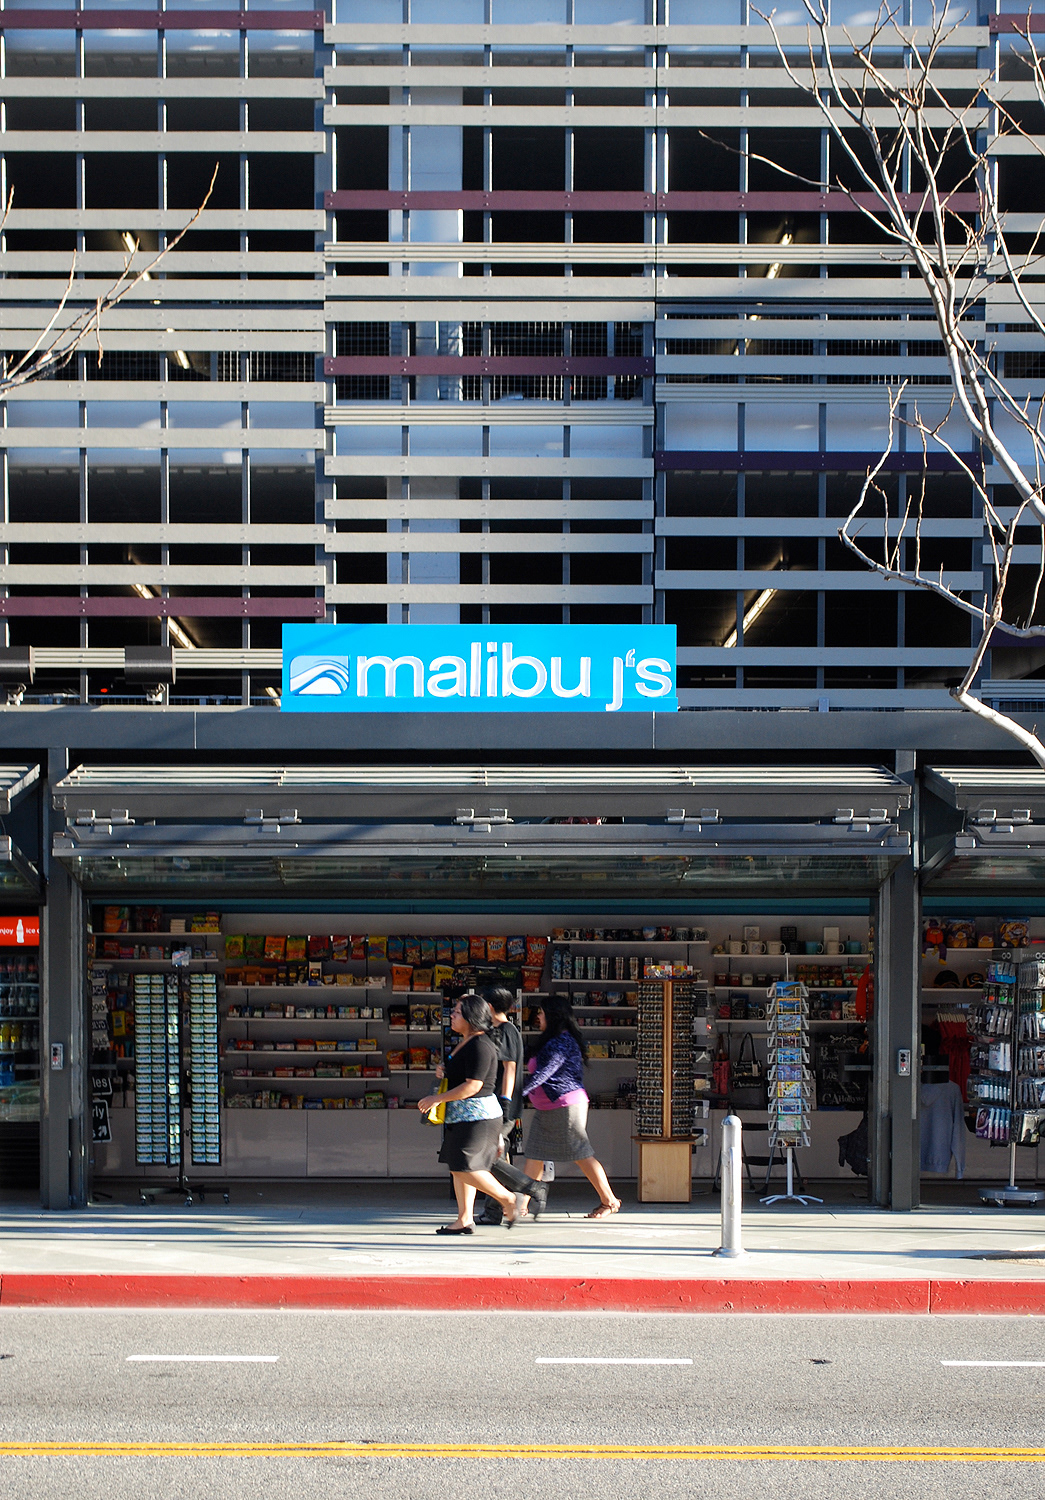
[0,1442,1042,1462]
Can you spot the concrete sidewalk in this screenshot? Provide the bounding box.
[2,1179,1045,1312]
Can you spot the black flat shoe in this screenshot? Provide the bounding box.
[436,1224,474,1235]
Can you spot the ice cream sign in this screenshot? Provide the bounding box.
[282,624,677,713]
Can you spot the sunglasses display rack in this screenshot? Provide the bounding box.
[762,980,820,1207]
[635,979,699,1202]
[134,969,226,1202]
[134,974,181,1168]
[189,973,220,1167]
[975,956,1045,1206]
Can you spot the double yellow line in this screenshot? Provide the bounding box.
[0,1442,1041,1462]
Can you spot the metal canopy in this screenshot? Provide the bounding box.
[0,763,40,816]
[925,765,1045,820]
[0,836,42,899]
[53,819,911,898]
[52,762,911,822]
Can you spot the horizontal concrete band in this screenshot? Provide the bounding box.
[0,597,322,618]
[656,450,980,472]
[0,9,322,27]
[1,1273,1043,1315]
[326,190,982,214]
[324,357,652,376]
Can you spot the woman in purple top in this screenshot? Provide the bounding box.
[519,994,621,1220]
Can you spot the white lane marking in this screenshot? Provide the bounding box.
[126,1355,279,1363]
[942,1360,1045,1368]
[535,1358,693,1366]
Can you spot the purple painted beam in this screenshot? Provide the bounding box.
[991,13,1045,29]
[0,9,323,27]
[0,597,323,618]
[325,189,980,214]
[655,450,981,473]
[325,356,652,376]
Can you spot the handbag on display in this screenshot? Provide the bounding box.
[730,1031,765,1109]
[423,1077,448,1126]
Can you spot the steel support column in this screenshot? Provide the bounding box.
[40,747,87,1209]
[875,856,920,1209]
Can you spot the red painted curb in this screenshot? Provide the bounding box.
[0,1272,1030,1314]
[930,1279,1045,1316]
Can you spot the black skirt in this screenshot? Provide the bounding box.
[438,1118,502,1173]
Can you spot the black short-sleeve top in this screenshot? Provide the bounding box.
[445,1032,498,1096]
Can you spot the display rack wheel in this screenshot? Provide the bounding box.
[197,1191,206,1204]
[222,1193,230,1204]
[183,1195,193,1207]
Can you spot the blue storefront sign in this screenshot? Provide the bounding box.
[282,624,677,713]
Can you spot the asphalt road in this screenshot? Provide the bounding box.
[0,1310,1043,1499]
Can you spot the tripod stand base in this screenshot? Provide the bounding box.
[761,1192,823,1205]
[979,1185,1045,1207]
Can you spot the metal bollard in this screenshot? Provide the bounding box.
[713,1114,745,1258]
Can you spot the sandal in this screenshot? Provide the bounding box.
[586,1199,621,1219]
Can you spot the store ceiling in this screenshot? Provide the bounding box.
[52,762,912,822]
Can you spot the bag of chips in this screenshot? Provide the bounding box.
[526,935,548,967]
[453,936,470,966]
[506,935,526,963]
[436,936,453,965]
[486,936,507,963]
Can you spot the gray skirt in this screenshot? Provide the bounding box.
[524,1099,594,1162]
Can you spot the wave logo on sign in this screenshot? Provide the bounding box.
[288,655,351,696]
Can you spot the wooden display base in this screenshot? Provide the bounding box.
[637,1138,693,1203]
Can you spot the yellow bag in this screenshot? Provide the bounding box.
[424,1076,448,1126]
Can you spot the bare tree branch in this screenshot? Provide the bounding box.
[0,164,219,393]
[754,1,1045,763]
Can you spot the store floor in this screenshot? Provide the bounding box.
[0,1177,1044,1284]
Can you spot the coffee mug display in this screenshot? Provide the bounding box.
[803,940,825,954]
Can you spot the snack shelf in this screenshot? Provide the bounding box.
[225,982,386,992]
[93,931,218,940]
[715,953,869,963]
[225,1015,392,1024]
[92,958,221,969]
[712,1018,866,1029]
[714,984,855,993]
[224,1049,387,1059]
[225,1076,390,1087]
[561,939,711,947]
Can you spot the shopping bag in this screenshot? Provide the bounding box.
[423,1076,448,1126]
[730,1031,765,1110]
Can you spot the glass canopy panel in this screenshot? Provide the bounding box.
[922,850,1045,891]
[53,848,904,897]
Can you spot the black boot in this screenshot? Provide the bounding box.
[491,1159,549,1220]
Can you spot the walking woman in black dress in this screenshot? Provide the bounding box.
[416,994,521,1235]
